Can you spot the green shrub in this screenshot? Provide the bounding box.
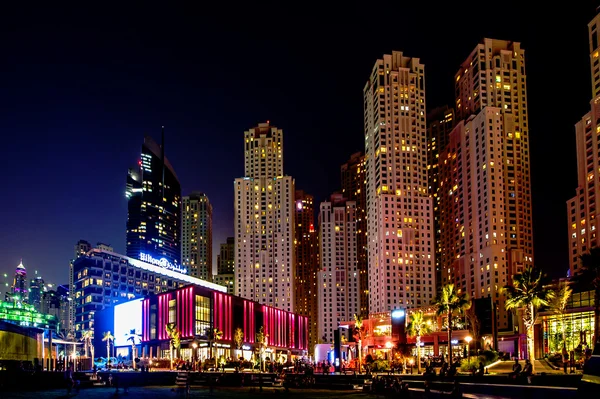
[371,359,390,372]
[460,358,478,372]
[480,350,498,364]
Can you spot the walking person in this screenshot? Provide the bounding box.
[64,365,74,395]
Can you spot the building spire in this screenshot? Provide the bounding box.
[161,126,165,199]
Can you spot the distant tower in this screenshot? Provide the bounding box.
[234,122,295,312]
[182,192,213,280]
[29,274,45,311]
[126,131,182,266]
[12,260,27,301]
[294,190,319,350]
[213,237,235,294]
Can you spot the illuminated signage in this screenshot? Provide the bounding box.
[139,253,187,274]
[242,345,251,350]
[114,298,142,347]
[391,309,405,319]
[451,339,459,345]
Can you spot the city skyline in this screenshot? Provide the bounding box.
[1,2,597,285]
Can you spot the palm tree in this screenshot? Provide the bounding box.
[80,330,94,359]
[549,281,572,358]
[166,323,180,370]
[127,328,141,369]
[353,314,364,373]
[407,311,432,374]
[579,247,600,348]
[233,327,244,359]
[102,331,114,367]
[255,326,268,372]
[206,327,223,367]
[434,284,471,360]
[465,305,482,351]
[503,266,554,373]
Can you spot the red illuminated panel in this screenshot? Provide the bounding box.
[142,298,150,342]
[213,292,233,340]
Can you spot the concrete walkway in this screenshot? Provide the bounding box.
[487,360,575,375]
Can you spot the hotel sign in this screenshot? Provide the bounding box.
[139,253,187,274]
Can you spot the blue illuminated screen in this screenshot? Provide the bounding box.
[113,298,143,347]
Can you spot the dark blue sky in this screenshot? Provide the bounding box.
[0,2,597,289]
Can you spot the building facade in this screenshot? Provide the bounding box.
[363,52,435,313]
[341,153,368,317]
[134,284,307,363]
[29,275,44,312]
[41,285,70,335]
[69,240,97,334]
[212,273,234,295]
[294,190,319,350]
[126,133,182,267]
[234,122,295,312]
[440,39,533,332]
[217,237,235,274]
[426,107,455,290]
[318,194,359,343]
[182,192,213,280]
[72,248,225,339]
[568,11,600,275]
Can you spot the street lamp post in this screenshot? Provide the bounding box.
[409,358,414,374]
[192,342,198,371]
[465,336,472,364]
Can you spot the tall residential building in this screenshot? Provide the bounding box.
[41,285,70,335]
[568,11,600,275]
[318,193,359,343]
[341,153,368,316]
[363,52,435,313]
[441,39,533,331]
[234,122,295,313]
[590,12,600,98]
[426,106,455,290]
[69,239,91,334]
[126,131,182,267]
[29,275,45,312]
[182,192,213,280]
[217,237,235,274]
[213,237,235,294]
[96,242,113,252]
[294,190,319,350]
[11,260,27,301]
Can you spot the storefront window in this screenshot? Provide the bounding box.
[195,295,210,335]
[543,311,595,354]
[168,299,176,324]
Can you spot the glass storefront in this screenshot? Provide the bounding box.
[542,311,595,354]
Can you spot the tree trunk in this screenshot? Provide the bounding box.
[170,344,174,370]
[358,340,362,373]
[447,312,452,361]
[527,303,535,374]
[417,336,422,374]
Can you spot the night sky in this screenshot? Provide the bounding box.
[1,2,597,289]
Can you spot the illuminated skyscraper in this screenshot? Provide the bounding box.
[69,239,91,334]
[441,38,533,331]
[29,275,45,311]
[213,237,235,294]
[234,122,295,312]
[363,52,435,313]
[126,130,182,267]
[568,11,600,275]
[182,192,212,280]
[11,260,27,301]
[426,107,455,290]
[341,153,368,316]
[294,190,318,350]
[318,193,359,343]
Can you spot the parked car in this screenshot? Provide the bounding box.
[577,345,600,398]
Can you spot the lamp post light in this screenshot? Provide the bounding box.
[465,336,472,363]
[409,358,414,374]
[192,342,198,371]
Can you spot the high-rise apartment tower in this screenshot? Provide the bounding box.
[363,52,436,313]
[234,122,295,312]
[182,192,213,280]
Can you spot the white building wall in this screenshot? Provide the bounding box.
[318,200,359,343]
